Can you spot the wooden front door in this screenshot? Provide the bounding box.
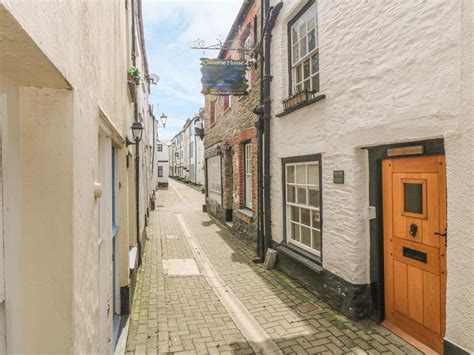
[383,155,447,353]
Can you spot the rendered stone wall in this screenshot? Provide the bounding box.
[269,0,473,351]
[0,0,137,353]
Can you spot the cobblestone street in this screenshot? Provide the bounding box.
[125,180,422,355]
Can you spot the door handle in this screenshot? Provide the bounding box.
[435,229,447,246]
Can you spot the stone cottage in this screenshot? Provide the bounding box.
[266,0,473,353]
[203,0,261,242]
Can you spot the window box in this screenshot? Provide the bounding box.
[282,90,316,111]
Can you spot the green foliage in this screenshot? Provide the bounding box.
[128,67,141,84]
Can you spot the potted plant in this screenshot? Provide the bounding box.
[127,67,141,84]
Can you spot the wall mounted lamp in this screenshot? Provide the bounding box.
[159,113,167,128]
[126,121,144,146]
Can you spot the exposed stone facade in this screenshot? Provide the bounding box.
[204,0,261,243]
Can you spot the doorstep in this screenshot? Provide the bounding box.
[383,320,438,355]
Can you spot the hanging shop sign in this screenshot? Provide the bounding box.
[200,58,248,96]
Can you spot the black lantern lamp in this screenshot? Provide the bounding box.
[126,121,144,146]
[159,113,167,128]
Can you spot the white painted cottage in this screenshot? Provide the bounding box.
[157,140,170,187]
[268,1,472,353]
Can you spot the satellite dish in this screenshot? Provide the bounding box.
[149,73,160,85]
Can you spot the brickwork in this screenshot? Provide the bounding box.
[126,180,424,354]
[204,0,261,242]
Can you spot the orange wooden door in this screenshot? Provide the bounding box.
[383,155,447,353]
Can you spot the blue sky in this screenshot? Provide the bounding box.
[143,0,242,140]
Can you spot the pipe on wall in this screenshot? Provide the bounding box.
[262,1,283,256]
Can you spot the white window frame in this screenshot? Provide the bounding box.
[244,35,253,89]
[244,143,252,209]
[207,155,221,196]
[290,2,319,94]
[285,161,321,256]
[158,166,163,177]
[157,144,162,152]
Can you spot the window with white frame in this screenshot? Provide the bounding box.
[244,143,252,209]
[158,166,163,177]
[244,34,252,89]
[158,144,163,152]
[207,155,221,195]
[290,2,319,94]
[285,160,321,256]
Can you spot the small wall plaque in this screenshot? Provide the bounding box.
[387,146,424,157]
[333,170,344,184]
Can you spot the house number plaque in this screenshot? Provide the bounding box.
[333,170,344,184]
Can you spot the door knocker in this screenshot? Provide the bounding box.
[409,223,418,237]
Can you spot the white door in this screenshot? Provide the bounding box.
[98,136,112,354]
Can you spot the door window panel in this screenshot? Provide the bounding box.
[404,183,423,214]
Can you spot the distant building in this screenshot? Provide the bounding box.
[189,111,205,185]
[156,140,170,187]
[169,112,205,186]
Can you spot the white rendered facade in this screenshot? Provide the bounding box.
[269,0,473,352]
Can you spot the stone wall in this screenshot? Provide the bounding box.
[204,0,261,242]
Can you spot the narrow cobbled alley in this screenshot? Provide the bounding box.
[125,180,422,355]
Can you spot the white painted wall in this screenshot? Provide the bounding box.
[270,0,473,350]
[0,0,152,352]
[157,141,169,185]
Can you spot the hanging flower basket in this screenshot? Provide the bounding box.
[283,89,315,111]
[127,66,141,84]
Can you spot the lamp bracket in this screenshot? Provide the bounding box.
[126,137,136,147]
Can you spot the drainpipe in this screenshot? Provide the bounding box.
[131,0,142,263]
[255,0,267,261]
[254,0,282,261]
[262,1,283,257]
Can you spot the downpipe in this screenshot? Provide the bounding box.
[256,1,283,261]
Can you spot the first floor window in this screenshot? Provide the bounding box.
[285,158,322,256]
[290,1,319,94]
[222,96,230,111]
[207,155,221,195]
[158,166,163,177]
[244,143,252,209]
[209,101,216,125]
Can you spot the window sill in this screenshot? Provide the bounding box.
[276,93,326,118]
[275,243,322,273]
[237,208,253,218]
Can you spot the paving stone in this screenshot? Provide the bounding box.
[125,181,424,355]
